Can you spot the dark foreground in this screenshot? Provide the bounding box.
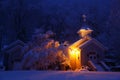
[0,71,120,80]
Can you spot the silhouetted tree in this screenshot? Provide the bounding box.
[106,0,120,53]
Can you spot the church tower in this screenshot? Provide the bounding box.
[77,15,93,39]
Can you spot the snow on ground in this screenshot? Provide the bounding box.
[0,71,120,80]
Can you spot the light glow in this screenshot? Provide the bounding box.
[68,47,81,70]
[79,29,93,37]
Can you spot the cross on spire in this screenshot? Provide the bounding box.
[82,14,87,22]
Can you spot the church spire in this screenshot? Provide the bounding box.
[82,14,87,23]
[77,15,93,38]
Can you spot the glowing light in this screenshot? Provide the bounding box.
[68,47,81,70]
[70,48,80,56]
[78,29,93,38]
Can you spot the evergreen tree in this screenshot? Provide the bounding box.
[106,0,120,53]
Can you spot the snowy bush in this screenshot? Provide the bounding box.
[20,30,70,70]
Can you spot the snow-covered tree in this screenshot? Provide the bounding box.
[20,30,70,70]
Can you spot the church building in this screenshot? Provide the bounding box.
[68,15,109,71]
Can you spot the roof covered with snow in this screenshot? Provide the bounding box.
[1,40,25,52]
[69,37,89,48]
[79,38,107,51]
